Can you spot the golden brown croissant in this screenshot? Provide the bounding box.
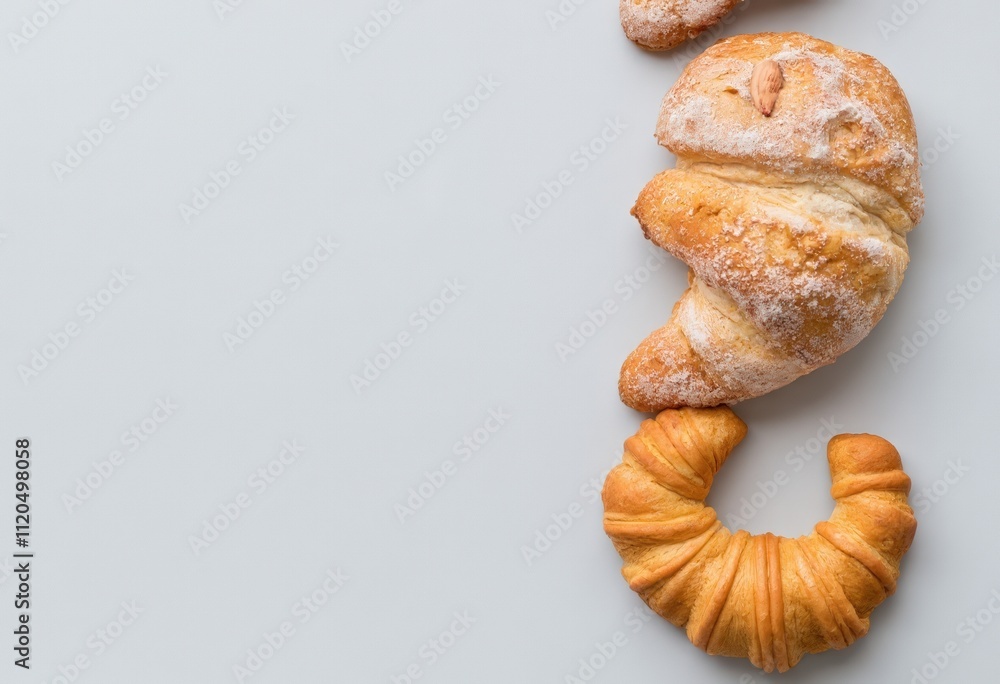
[602,406,916,672]
[619,33,924,412]
[620,0,745,51]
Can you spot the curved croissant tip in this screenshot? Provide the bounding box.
[829,432,897,451]
[828,433,903,476]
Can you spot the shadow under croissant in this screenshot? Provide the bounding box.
[601,406,917,673]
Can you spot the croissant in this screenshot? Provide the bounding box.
[619,33,924,412]
[620,0,745,51]
[602,406,916,672]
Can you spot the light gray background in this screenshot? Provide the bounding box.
[1,0,997,682]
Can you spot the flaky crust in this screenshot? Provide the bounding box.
[620,0,744,51]
[602,407,916,672]
[620,33,923,412]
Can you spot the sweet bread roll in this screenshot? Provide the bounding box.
[620,33,924,412]
[620,0,744,51]
[602,406,917,671]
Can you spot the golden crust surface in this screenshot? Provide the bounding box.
[602,407,917,672]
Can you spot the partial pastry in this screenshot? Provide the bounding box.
[619,32,924,412]
[621,0,745,51]
[602,406,916,672]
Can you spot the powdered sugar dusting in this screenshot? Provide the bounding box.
[620,312,733,411]
[677,280,806,397]
[620,0,744,51]
[656,34,923,224]
[621,162,910,411]
[673,180,906,366]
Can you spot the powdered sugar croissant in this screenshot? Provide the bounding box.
[620,0,745,51]
[620,33,924,412]
[602,406,916,672]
